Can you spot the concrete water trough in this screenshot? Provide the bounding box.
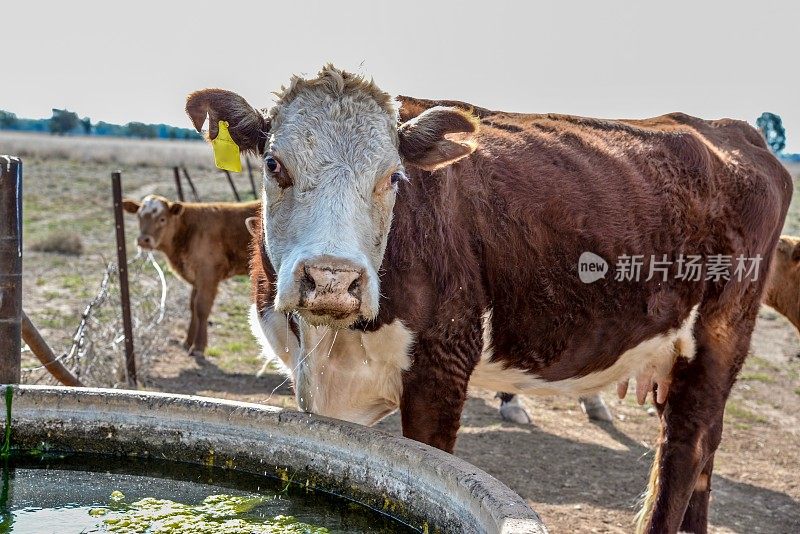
[3,386,546,533]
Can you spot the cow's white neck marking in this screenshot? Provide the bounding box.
[471,307,698,396]
[249,304,413,426]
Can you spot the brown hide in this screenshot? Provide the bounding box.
[248,92,792,533]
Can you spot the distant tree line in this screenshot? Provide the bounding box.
[0,108,202,140]
[757,112,799,162]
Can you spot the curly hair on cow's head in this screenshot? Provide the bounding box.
[270,63,398,120]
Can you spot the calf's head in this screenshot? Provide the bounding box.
[122,195,184,250]
[187,65,479,327]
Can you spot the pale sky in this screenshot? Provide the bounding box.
[5,1,799,151]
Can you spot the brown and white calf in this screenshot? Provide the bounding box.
[122,195,258,355]
[186,66,791,533]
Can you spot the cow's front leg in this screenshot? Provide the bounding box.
[400,321,482,453]
[183,287,198,350]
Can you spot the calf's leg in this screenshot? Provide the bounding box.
[189,278,219,356]
[183,287,198,350]
[638,305,757,534]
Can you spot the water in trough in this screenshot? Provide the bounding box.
[0,453,417,533]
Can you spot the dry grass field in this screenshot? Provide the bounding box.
[9,133,800,533]
[0,131,212,168]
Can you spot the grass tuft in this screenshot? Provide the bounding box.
[30,231,83,256]
[725,401,768,424]
[739,372,775,384]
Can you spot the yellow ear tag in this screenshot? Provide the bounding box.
[211,120,242,172]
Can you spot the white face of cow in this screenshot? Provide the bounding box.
[262,76,402,328]
[122,194,184,250]
[186,65,480,332]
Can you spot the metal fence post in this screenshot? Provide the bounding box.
[111,171,137,387]
[173,166,185,202]
[223,170,241,202]
[0,156,22,384]
[181,166,200,202]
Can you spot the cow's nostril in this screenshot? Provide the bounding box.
[348,277,360,297]
[300,266,317,297]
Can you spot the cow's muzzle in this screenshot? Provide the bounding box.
[296,257,364,320]
[137,235,155,249]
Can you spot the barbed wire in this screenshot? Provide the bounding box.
[21,251,173,387]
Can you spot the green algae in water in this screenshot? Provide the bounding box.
[0,453,416,533]
[0,386,12,460]
[95,491,329,533]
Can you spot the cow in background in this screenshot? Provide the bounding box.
[765,235,800,335]
[123,195,258,356]
[497,392,612,423]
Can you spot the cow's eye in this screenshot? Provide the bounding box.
[265,157,280,173]
[390,171,405,185]
[265,156,292,188]
[159,217,166,223]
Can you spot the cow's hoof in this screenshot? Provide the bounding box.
[580,395,613,422]
[188,346,205,358]
[499,397,532,424]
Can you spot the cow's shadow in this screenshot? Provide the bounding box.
[375,398,800,533]
[144,354,293,397]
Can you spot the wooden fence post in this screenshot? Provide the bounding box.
[21,311,83,387]
[223,170,241,202]
[0,156,22,384]
[111,171,137,388]
[173,166,185,201]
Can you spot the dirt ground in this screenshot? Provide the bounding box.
[15,148,800,533]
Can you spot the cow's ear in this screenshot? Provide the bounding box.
[245,217,259,237]
[122,199,140,214]
[185,89,269,154]
[398,106,479,171]
[169,201,184,216]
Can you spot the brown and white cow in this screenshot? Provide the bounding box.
[497,391,612,424]
[186,65,792,533]
[122,195,258,355]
